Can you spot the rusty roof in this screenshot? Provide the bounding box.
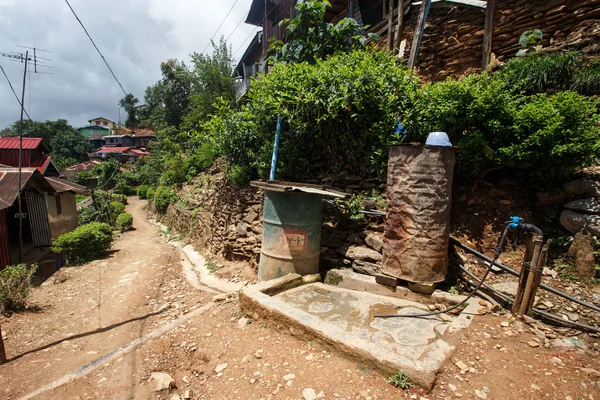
[0,168,56,210]
[60,160,101,176]
[45,177,89,195]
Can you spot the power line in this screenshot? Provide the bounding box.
[64,0,128,96]
[0,64,32,121]
[232,4,289,59]
[225,10,250,44]
[201,0,241,55]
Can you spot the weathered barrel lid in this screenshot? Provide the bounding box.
[251,180,347,198]
[389,142,461,151]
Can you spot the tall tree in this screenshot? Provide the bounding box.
[119,93,140,127]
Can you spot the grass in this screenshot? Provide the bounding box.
[386,369,413,390]
[557,263,578,281]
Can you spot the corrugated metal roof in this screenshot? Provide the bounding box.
[96,146,130,153]
[0,137,43,150]
[29,156,51,174]
[0,169,34,210]
[45,177,89,195]
[128,149,150,156]
[61,160,101,174]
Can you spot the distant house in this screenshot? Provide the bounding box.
[0,166,88,270]
[234,31,264,100]
[59,160,101,182]
[88,117,116,129]
[104,135,135,147]
[0,137,60,177]
[78,125,112,138]
[89,134,106,150]
[94,146,132,161]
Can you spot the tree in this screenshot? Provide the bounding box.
[182,37,236,131]
[268,0,378,64]
[160,59,193,127]
[119,93,140,127]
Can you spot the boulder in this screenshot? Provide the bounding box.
[564,198,600,214]
[560,210,600,236]
[235,223,248,237]
[563,179,600,198]
[492,281,519,297]
[535,191,567,207]
[365,233,384,252]
[352,260,381,276]
[336,245,383,262]
[567,231,597,278]
[346,232,363,245]
[149,372,175,392]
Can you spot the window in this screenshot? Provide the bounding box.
[103,121,108,126]
[56,195,62,215]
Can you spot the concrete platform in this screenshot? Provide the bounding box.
[240,273,482,390]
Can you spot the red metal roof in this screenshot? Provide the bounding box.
[0,137,44,150]
[128,149,150,156]
[45,177,89,195]
[96,146,130,153]
[29,156,52,174]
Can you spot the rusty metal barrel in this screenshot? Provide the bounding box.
[382,144,458,285]
[258,190,323,281]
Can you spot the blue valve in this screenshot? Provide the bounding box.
[509,216,523,229]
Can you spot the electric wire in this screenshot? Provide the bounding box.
[0,64,32,121]
[232,3,289,58]
[201,0,241,54]
[225,11,250,45]
[64,0,128,96]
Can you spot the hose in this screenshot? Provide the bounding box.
[375,223,512,319]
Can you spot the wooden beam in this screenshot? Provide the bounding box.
[0,326,6,364]
[407,0,432,69]
[411,0,486,9]
[394,0,405,51]
[482,0,496,71]
[388,0,395,52]
[347,0,354,19]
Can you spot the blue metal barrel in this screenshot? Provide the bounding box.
[258,190,323,281]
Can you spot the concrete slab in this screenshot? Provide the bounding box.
[240,275,480,390]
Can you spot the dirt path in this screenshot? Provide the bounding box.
[1,198,598,400]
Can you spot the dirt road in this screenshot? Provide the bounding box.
[1,198,598,400]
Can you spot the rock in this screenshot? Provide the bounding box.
[183,390,192,400]
[237,317,250,329]
[566,312,579,322]
[254,349,263,359]
[474,389,488,399]
[408,282,436,294]
[346,233,363,244]
[568,231,597,277]
[492,281,519,297]
[579,368,600,378]
[500,321,510,327]
[560,210,600,236]
[352,260,381,276]
[303,388,318,400]
[563,179,600,198]
[336,245,382,262]
[564,198,600,214]
[527,340,540,348]
[235,223,248,237]
[365,233,384,252]
[244,211,259,224]
[455,360,469,372]
[449,383,457,392]
[305,353,314,361]
[215,363,228,373]
[551,357,564,366]
[283,374,296,381]
[148,372,175,392]
[550,338,587,351]
[170,394,181,400]
[542,267,558,279]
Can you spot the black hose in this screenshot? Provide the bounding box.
[450,237,600,314]
[375,224,512,319]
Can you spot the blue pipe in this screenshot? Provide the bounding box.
[269,114,282,181]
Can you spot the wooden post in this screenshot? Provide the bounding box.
[0,326,6,364]
[407,0,432,69]
[347,0,354,19]
[387,0,395,52]
[394,0,405,51]
[512,235,534,314]
[482,0,496,71]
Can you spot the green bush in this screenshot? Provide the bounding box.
[110,201,126,216]
[51,222,114,264]
[0,263,38,315]
[116,213,133,232]
[146,187,156,201]
[113,185,135,196]
[78,206,102,225]
[137,184,150,199]
[112,194,128,204]
[154,186,177,213]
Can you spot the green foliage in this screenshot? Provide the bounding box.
[0,263,38,315]
[334,194,365,222]
[386,369,413,389]
[112,194,128,204]
[110,201,126,216]
[154,186,177,213]
[75,194,87,203]
[116,213,133,232]
[93,158,120,190]
[268,0,378,65]
[210,49,418,181]
[137,184,150,199]
[519,29,543,49]
[51,222,114,264]
[146,186,156,201]
[119,93,140,127]
[113,184,135,196]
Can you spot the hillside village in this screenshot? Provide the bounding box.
[0,0,600,399]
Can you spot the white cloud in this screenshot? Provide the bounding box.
[0,0,256,128]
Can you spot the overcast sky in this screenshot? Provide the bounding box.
[0,0,257,129]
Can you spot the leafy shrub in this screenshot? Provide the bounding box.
[137,184,150,199]
[210,49,419,182]
[51,222,113,264]
[78,205,102,225]
[146,187,156,201]
[154,186,177,213]
[116,213,133,232]
[112,194,128,205]
[113,185,135,196]
[0,263,38,315]
[386,369,413,389]
[110,201,126,216]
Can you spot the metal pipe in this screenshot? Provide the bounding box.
[450,237,600,314]
[458,263,600,334]
[269,114,282,181]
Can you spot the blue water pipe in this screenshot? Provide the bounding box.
[269,114,282,181]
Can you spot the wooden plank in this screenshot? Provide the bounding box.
[412,0,486,9]
[407,0,432,69]
[388,0,395,51]
[482,0,496,71]
[394,0,405,51]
